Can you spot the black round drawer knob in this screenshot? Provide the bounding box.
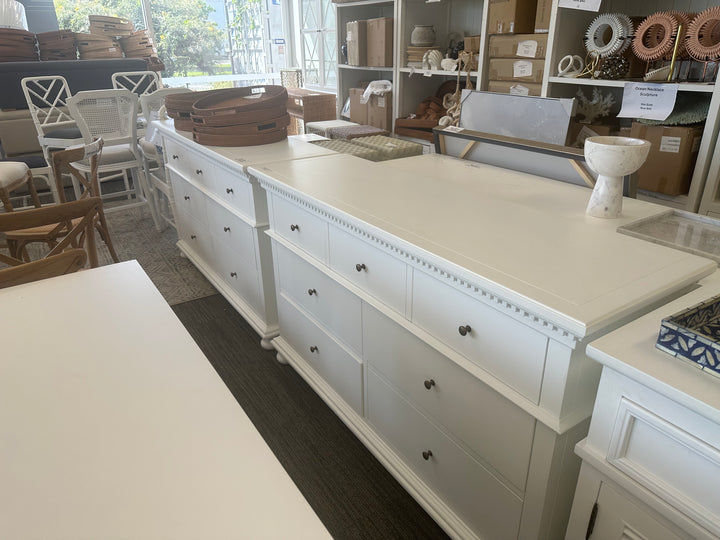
[172,154,178,160]
[310,345,318,353]
[355,263,366,272]
[230,272,237,277]
[190,234,196,239]
[195,169,203,175]
[422,450,433,461]
[290,224,299,232]
[458,325,472,336]
[424,379,435,390]
[223,226,231,232]
[226,188,234,194]
[308,288,317,296]
[184,195,190,200]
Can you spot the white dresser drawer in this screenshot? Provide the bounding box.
[275,242,362,355]
[176,210,213,264]
[170,171,208,226]
[328,226,407,315]
[367,367,523,539]
[363,303,534,492]
[206,198,256,257]
[208,164,257,220]
[271,195,328,263]
[278,294,363,415]
[213,239,261,311]
[165,138,214,189]
[412,270,548,403]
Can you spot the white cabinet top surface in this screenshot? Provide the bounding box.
[587,270,720,423]
[154,119,336,172]
[250,153,716,338]
[0,261,330,540]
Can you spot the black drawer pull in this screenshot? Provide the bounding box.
[184,195,190,200]
[190,234,196,239]
[308,288,317,296]
[422,450,433,461]
[355,263,366,272]
[290,224,299,232]
[172,154,178,160]
[230,272,237,277]
[223,226,231,232]
[195,169,203,175]
[424,379,435,390]
[458,325,472,336]
[226,188,234,194]
[310,345,318,353]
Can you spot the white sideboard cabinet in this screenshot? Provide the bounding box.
[154,120,334,348]
[251,152,715,539]
[566,271,720,540]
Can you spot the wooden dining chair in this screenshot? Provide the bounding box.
[4,140,120,264]
[0,197,105,289]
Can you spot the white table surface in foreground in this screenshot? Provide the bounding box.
[0,261,330,540]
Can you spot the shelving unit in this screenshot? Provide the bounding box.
[334,0,720,213]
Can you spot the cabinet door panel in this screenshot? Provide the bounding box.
[412,269,547,402]
[363,303,534,491]
[367,367,523,540]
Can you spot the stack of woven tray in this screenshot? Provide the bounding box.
[326,124,388,140]
[36,30,77,60]
[75,32,123,59]
[191,86,290,147]
[286,88,336,135]
[310,139,381,161]
[351,135,423,160]
[165,90,218,131]
[88,15,135,37]
[0,28,38,62]
[120,29,163,71]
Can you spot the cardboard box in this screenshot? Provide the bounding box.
[488,0,537,34]
[368,91,392,130]
[487,80,542,96]
[349,87,368,124]
[566,120,617,147]
[488,58,544,82]
[488,33,548,59]
[630,122,704,196]
[464,35,482,53]
[346,20,367,66]
[534,0,552,32]
[366,17,393,67]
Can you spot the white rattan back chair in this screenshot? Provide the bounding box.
[66,89,159,227]
[111,71,161,96]
[139,87,192,231]
[21,75,84,202]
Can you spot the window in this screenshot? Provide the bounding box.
[299,0,335,90]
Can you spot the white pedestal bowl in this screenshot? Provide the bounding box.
[584,136,651,218]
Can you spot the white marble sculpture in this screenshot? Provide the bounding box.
[584,136,650,218]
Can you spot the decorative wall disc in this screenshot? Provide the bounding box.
[585,13,633,57]
[686,7,720,61]
[632,12,679,61]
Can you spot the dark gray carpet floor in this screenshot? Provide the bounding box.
[172,293,450,540]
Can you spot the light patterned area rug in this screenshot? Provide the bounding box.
[99,209,218,305]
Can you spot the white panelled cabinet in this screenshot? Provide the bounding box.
[566,272,720,540]
[251,152,715,539]
[154,120,334,348]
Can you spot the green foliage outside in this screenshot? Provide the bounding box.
[53,0,228,77]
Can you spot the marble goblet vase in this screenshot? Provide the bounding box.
[584,136,651,218]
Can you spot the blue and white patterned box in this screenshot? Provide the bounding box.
[656,294,720,378]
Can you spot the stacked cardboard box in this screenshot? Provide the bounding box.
[488,0,538,35]
[349,87,392,131]
[487,33,547,96]
[346,17,393,67]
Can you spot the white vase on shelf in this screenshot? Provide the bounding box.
[411,25,436,47]
[584,136,651,219]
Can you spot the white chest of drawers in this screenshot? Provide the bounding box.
[251,153,715,540]
[566,271,720,540]
[153,120,334,348]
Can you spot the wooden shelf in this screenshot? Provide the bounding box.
[548,76,715,93]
